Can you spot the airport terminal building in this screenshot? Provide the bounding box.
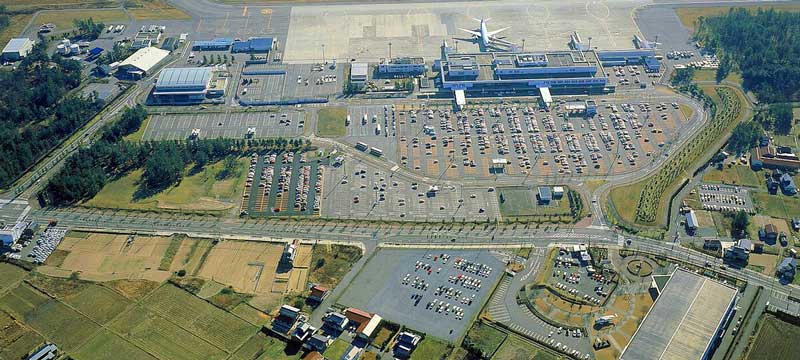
[436,47,610,103]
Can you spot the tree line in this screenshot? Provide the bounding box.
[0,42,102,188]
[42,106,312,206]
[696,8,800,103]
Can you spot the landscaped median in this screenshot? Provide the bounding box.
[608,86,747,232]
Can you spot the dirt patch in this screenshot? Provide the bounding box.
[752,215,791,236]
[749,254,780,275]
[103,279,161,300]
[197,241,284,295]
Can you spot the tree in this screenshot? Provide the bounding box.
[772,103,794,135]
[73,17,104,40]
[730,210,749,238]
[0,6,10,32]
[143,143,185,192]
[671,67,695,87]
[727,121,761,154]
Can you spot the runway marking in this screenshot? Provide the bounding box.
[221,12,230,34]
[264,8,273,32]
[242,6,248,17]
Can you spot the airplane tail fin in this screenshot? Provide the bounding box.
[473,17,490,23]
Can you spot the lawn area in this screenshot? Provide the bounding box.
[0,14,33,48]
[702,165,763,187]
[410,336,452,360]
[608,181,644,226]
[308,244,362,289]
[316,106,347,137]
[745,314,800,360]
[491,333,558,360]
[125,0,191,20]
[0,0,116,11]
[679,103,694,120]
[675,4,800,32]
[123,115,151,142]
[0,310,44,360]
[751,191,800,220]
[464,322,507,358]
[497,186,572,217]
[84,157,248,213]
[32,9,129,31]
[691,69,744,86]
[324,338,351,360]
[0,263,27,293]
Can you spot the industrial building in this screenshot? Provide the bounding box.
[0,221,27,246]
[117,47,170,78]
[350,62,369,84]
[597,49,661,72]
[1,38,34,61]
[377,57,426,76]
[131,26,163,50]
[193,38,234,51]
[231,37,274,53]
[437,46,609,106]
[151,67,226,104]
[621,268,738,360]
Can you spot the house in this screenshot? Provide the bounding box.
[308,285,329,304]
[344,307,373,333]
[357,314,382,342]
[342,345,363,360]
[764,224,779,243]
[780,173,797,195]
[292,321,316,342]
[304,334,330,352]
[272,304,300,334]
[538,186,552,205]
[776,257,797,283]
[393,331,421,358]
[322,312,349,335]
[724,238,752,262]
[792,218,800,231]
[766,177,779,194]
[703,239,722,251]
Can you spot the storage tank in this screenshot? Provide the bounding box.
[61,38,71,47]
[69,44,80,55]
[56,44,68,55]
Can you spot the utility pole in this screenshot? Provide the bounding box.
[522,39,525,52]
[588,36,593,50]
[388,41,392,59]
[321,44,326,64]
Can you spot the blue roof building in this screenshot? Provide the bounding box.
[231,37,274,53]
[538,186,552,204]
[597,49,660,72]
[777,257,797,283]
[192,38,233,51]
[780,173,797,195]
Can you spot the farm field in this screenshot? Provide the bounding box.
[745,314,800,360]
[0,263,27,293]
[0,309,44,360]
[308,243,362,289]
[84,157,248,213]
[125,0,191,20]
[752,191,800,221]
[702,165,762,188]
[31,9,129,32]
[196,240,285,295]
[73,329,156,360]
[317,106,347,137]
[0,0,115,11]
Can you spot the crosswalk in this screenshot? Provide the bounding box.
[487,276,512,323]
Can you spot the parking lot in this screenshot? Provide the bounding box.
[697,183,755,213]
[320,155,500,222]
[337,248,504,342]
[547,250,615,306]
[343,104,400,162]
[235,62,344,103]
[241,151,326,217]
[142,111,305,140]
[377,98,690,180]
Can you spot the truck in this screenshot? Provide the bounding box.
[375,124,382,135]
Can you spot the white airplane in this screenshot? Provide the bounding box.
[459,18,512,49]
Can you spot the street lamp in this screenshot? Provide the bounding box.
[321,44,326,65]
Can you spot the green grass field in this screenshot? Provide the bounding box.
[32,9,129,31]
[465,322,507,358]
[0,263,27,293]
[746,314,800,360]
[0,0,116,11]
[124,116,151,142]
[702,165,763,187]
[752,192,800,220]
[0,14,34,49]
[410,336,452,360]
[497,187,572,217]
[0,283,49,318]
[73,329,157,360]
[309,244,362,289]
[491,333,558,360]
[85,157,247,213]
[316,107,347,137]
[110,305,229,360]
[27,301,101,351]
[229,332,300,360]
[325,339,351,360]
[125,0,191,21]
[231,303,272,326]
[0,309,44,360]
[139,284,255,352]
[63,284,131,324]
[609,181,645,226]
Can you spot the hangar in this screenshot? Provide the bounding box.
[151,67,226,104]
[231,37,274,53]
[117,47,170,79]
[621,268,738,360]
[2,38,35,61]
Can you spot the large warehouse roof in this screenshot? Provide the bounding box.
[119,47,170,73]
[621,268,737,360]
[156,67,212,90]
[2,38,32,53]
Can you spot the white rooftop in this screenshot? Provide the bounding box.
[119,47,170,73]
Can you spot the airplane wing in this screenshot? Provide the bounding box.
[487,27,510,37]
[459,28,481,37]
[489,36,514,45]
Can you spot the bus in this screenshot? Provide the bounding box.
[355,142,368,151]
[369,147,384,157]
